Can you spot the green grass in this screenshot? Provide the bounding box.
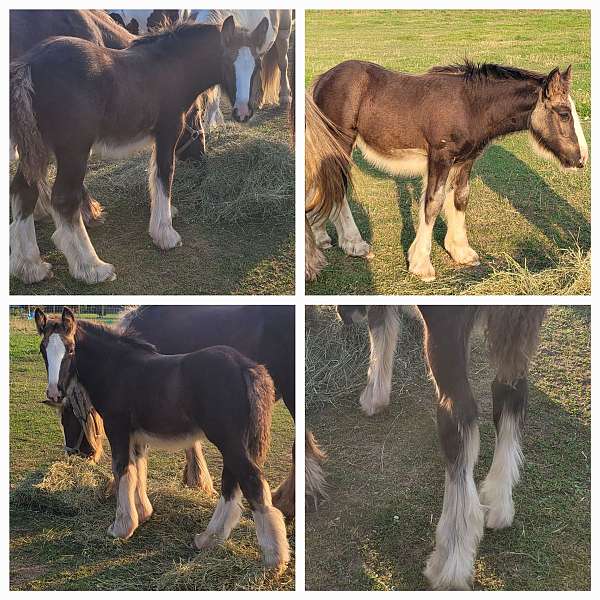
[305,306,590,590]
[305,10,590,295]
[10,108,294,296]
[9,318,295,590]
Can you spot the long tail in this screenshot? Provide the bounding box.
[484,306,547,383]
[244,364,276,467]
[305,88,353,220]
[261,42,281,106]
[305,429,327,506]
[9,62,49,184]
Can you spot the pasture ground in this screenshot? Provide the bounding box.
[305,306,590,590]
[9,317,295,591]
[10,103,294,295]
[305,10,591,295]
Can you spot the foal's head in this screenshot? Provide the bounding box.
[35,307,77,406]
[34,307,98,458]
[529,66,588,170]
[219,15,270,123]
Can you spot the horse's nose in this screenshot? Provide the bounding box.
[233,103,252,123]
[46,385,62,403]
[579,151,588,168]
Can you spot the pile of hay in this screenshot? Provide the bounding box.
[305,306,428,412]
[11,457,113,516]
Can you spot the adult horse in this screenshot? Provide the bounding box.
[10,17,266,284]
[330,305,547,589]
[107,9,195,35]
[34,307,290,569]
[42,305,300,518]
[10,10,206,167]
[308,60,588,281]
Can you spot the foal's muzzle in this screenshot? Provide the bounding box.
[46,385,63,404]
[233,105,254,123]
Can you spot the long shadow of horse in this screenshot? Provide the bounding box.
[475,145,590,253]
[306,369,590,591]
[373,145,589,272]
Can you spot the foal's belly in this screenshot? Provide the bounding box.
[131,429,204,451]
[355,135,428,177]
[92,135,153,160]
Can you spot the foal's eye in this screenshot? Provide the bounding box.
[558,111,571,122]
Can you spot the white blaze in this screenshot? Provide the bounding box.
[569,96,589,165]
[47,333,66,389]
[234,47,255,117]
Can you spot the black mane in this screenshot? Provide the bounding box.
[128,21,214,49]
[429,60,546,84]
[76,319,157,354]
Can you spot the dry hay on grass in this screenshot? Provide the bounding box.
[37,111,294,229]
[11,456,295,590]
[305,306,428,412]
[467,245,591,296]
[11,457,113,516]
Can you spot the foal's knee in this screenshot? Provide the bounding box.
[51,187,81,222]
[491,377,528,429]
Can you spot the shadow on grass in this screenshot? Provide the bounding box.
[306,382,590,591]
[475,145,590,254]
[316,183,375,293]
[315,143,590,294]
[10,470,295,590]
[305,308,590,590]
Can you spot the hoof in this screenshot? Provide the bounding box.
[137,504,154,524]
[424,547,473,591]
[339,238,373,259]
[409,261,436,282]
[11,258,53,284]
[71,261,116,284]
[107,520,136,540]
[193,531,220,550]
[151,225,182,250]
[445,241,480,266]
[314,230,332,250]
[480,491,514,530]
[359,383,391,416]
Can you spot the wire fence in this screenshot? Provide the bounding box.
[10,305,131,324]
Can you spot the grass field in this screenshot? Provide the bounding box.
[10,104,294,295]
[9,317,295,591]
[305,10,591,295]
[305,306,590,590]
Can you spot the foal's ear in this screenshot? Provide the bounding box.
[544,67,563,98]
[34,308,46,335]
[561,65,573,89]
[221,15,235,46]
[62,307,77,336]
[251,17,269,50]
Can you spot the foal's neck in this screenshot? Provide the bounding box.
[142,28,223,94]
[73,328,148,408]
[478,80,541,140]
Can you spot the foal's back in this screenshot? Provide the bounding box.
[15,36,165,146]
[123,345,257,437]
[314,60,470,148]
